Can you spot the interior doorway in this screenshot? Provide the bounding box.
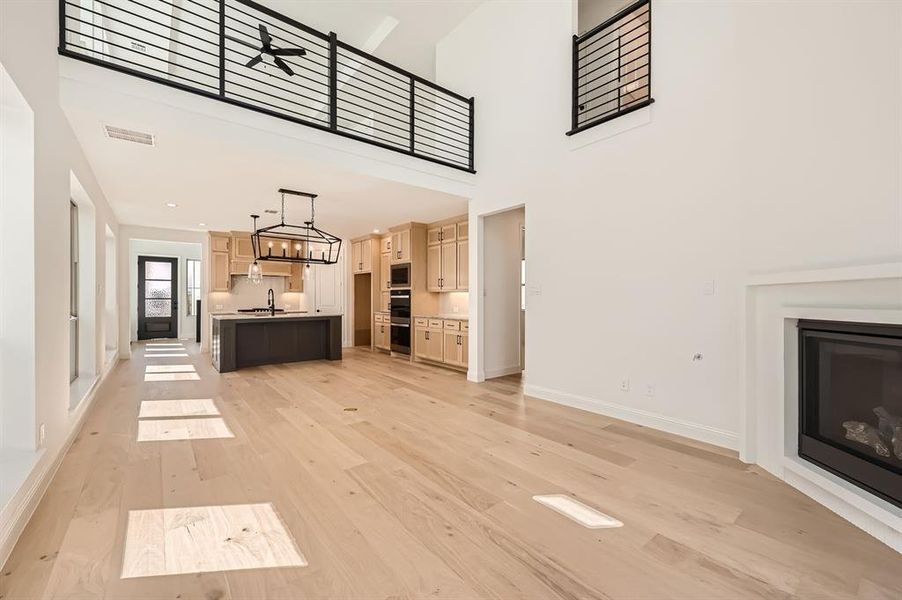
[137,256,178,339]
[482,205,526,379]
[353,273,373,346]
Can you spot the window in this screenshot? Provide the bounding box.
[520,225,526,310]
[186,259,200,316]
[69,201,79,382]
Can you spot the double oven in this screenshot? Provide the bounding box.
[389,287,411,354]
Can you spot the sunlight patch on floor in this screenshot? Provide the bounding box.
[137,418,233,442]
[533,495,623,529]
[138,399,219,419]
[144,353,189,358]
[145,365,196,373]
[121,503,307,578]
[144,372,201,382]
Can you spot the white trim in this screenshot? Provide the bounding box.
[783,457,902,553]
[484,364,522,379]
[0,359,116,567]
[524,383,739,450]
[746,262,902,287]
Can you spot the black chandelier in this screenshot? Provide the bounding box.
[247,189,341,282]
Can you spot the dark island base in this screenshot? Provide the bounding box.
[212,315,342,373]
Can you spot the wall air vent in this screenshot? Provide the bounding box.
[103,125,155,146]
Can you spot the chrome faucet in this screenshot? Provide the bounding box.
[267,288,275,315]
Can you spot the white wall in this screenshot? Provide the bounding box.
[437,0,902,448]
[128,239,202,342]
[483,207,524,378]
[0,0,119,566]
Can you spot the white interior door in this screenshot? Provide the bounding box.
[313,263,343,315]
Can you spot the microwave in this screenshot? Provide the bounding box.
[390,263,411,288]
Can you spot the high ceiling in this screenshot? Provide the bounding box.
[60,0,481,239]
[257,1,483,79]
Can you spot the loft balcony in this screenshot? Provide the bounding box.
[58,0,475,172]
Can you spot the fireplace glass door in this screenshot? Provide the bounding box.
[799,320,902,508]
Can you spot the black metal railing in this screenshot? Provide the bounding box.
[567,0,653,135]
[59,0,475,172]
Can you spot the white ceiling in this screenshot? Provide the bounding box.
[61,0,482,239]
[259,1,483,79]
[65,96,469,238]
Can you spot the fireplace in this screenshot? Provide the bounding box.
[798,320,902,508]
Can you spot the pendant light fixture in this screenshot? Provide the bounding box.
[247,189,341,285]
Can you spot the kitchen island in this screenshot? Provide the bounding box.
[211,313,342,373]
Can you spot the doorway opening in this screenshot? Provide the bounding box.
[482,205,526,379]
[138,256,179,340]
[353,273,373,347]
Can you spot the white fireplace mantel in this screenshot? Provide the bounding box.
[741,262,902,553]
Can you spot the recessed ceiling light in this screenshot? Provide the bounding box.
[373,228,380,233]
[198,222,207,227]
[166,202,178,208]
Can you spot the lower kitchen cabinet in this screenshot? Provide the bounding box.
[413,318,468,369]
[374,313,390,351]
[443,330,468,368]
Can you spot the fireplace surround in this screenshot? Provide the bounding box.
[798,319,902,509]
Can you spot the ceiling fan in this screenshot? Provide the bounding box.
[225,24,305,77]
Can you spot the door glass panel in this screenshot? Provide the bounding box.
[145,299,172,317]
[145,280,172,299]
[145,261,172,280]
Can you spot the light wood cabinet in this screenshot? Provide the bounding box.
[380,251,391,291]
[414,318,467,369]
[457,239,468,290]
[426,245,441,291]
[441,241,457,290]
[211,248,230,292]
[426,219,467,292]
[231,233,255,261]
[374,313,390,350]
[351,239,373,274]
[381,236,392,253]
[379,291,390,312]
[443,330,468,368]
[211,235,230,253]
[286,263,304,292]
[390,229,411,263]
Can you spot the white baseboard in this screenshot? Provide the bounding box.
[0,361,117,568]
[484,364,522,379]
[524,383,739,451]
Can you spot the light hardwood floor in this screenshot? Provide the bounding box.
[1,344,900,599]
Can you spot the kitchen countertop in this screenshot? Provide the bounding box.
[210,311,324,321]
[413,314,469,320]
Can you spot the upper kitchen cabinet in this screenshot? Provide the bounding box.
[351,237,374,274]
[286,263,304,292]
[390,228,411,264]
[231,232,255,261]
[209,232,231,292]
[426,217,468,292]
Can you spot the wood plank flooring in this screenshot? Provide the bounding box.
[1,343,900,599]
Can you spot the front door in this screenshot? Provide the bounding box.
[138,256,178,340]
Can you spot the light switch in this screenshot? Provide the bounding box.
[702,280,715,296]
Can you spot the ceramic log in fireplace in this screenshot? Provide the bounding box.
[798,320,902,508]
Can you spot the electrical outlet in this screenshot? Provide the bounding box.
[645,383,656,397]
[620,379,630,392]
[702,280,715,296]
[452,305,459,313]
[39,423,46,447]
[215,304,223,310]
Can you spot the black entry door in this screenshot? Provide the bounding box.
[138,256,178,340]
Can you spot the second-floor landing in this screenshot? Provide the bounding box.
[59,0,479,174]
